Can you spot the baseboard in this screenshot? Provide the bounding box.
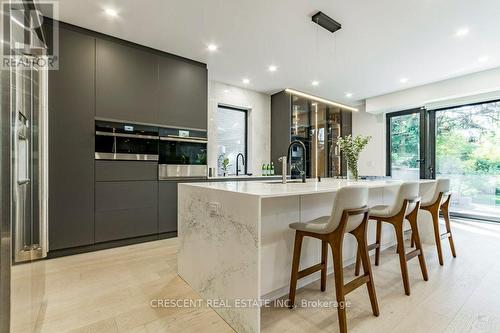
[47,232,177,258]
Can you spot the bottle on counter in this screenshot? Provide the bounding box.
[262,164,267,176]
[266,164,270,176]
[270,162,275,176]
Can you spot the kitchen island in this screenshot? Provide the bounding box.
[177,179,435,333]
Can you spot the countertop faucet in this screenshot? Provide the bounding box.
[288,140,307,183]
[278,141,307,184]
[236,153,245,176]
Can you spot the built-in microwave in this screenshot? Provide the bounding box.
[95,120,159,161]
[158,128,207,179]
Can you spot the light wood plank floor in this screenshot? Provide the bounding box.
[12,219,500,333]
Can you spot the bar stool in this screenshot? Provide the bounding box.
[288,186,379,333]
[417,179,456,265]
[354,182,428,296]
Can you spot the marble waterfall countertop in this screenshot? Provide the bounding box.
[182,178,435,198]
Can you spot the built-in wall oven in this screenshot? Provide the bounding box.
[95,120,159,161]
[159,128,207,179]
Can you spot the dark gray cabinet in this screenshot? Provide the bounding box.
[96,39,159,124]
[158,181,177,233]
[158,57,207,129]
[95,161,157,182]
[270,91,292,172]
[95,181,158,242]
[48,26,95,250]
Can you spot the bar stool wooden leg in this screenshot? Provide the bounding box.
[354,246,361,276]
[430,208,445,266]
[330,238,347,333]
[407,209,428,281]
[395,224,411,296]
[288,232,304,308]
[321,240,328,292]
[441,200,457,258]
[351,223,380,317]
[375,219,382,266]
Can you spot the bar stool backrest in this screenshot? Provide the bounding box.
[325,185,368,233]
[423,178,451,206]
[387,182,420,217]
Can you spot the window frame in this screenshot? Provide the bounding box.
[385,107,429,179]
[216,104,249,175]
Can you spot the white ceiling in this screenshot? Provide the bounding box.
[44,0,500,106]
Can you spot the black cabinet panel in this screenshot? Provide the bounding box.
[158,181,177,233]
[95,207,157,243]
[271,91,291,172]
[95,181,158,242]
[95,161,158,181]
[158,57,207,129]
[96,39,159,124]
[48,26,95,250]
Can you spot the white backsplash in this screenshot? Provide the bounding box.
[208,81,271,176]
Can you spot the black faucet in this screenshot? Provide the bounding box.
[287,140,307,183]
[236,153,245,176]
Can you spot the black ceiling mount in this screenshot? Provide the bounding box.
[311,11,341,34]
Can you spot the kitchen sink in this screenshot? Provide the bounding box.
[262,180,306,184]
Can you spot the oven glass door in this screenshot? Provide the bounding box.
[115,137,158,155]
[159,140,207,165]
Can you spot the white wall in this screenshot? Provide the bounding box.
[351,105,386,176]
[366,67,500,114]
[208,81,271,174]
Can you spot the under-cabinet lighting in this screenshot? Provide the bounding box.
[284,88,358,112]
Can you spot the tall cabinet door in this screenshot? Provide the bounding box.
[96,39,159,124]
[158,57,207,129]
[48,27,95,250]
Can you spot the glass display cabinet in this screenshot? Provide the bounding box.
[271,90,352,178]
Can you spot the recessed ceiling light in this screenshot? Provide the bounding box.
[400,78,408,83]
[242,78,250,84]
[104,8,118,17]
[207,44,218,52]
[455,27,469,37]
[268,65,277,72]
[311,80,319,86]
[478,56,489,63]
[345,92,353,98]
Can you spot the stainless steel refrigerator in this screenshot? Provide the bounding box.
[12,60,49,264]
[1,2,49,331]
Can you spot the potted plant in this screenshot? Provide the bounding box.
[337,135,371,181]
[218,154,231,176]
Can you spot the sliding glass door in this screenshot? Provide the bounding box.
[386,101,499,222]
[431,101,500,221]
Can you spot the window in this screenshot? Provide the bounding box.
[386,110,422,180]
[216,105,248,176]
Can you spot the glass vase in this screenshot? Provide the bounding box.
[347,161,359,181]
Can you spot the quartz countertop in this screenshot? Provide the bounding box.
[207,175,282,180]
[180,178,435,199]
